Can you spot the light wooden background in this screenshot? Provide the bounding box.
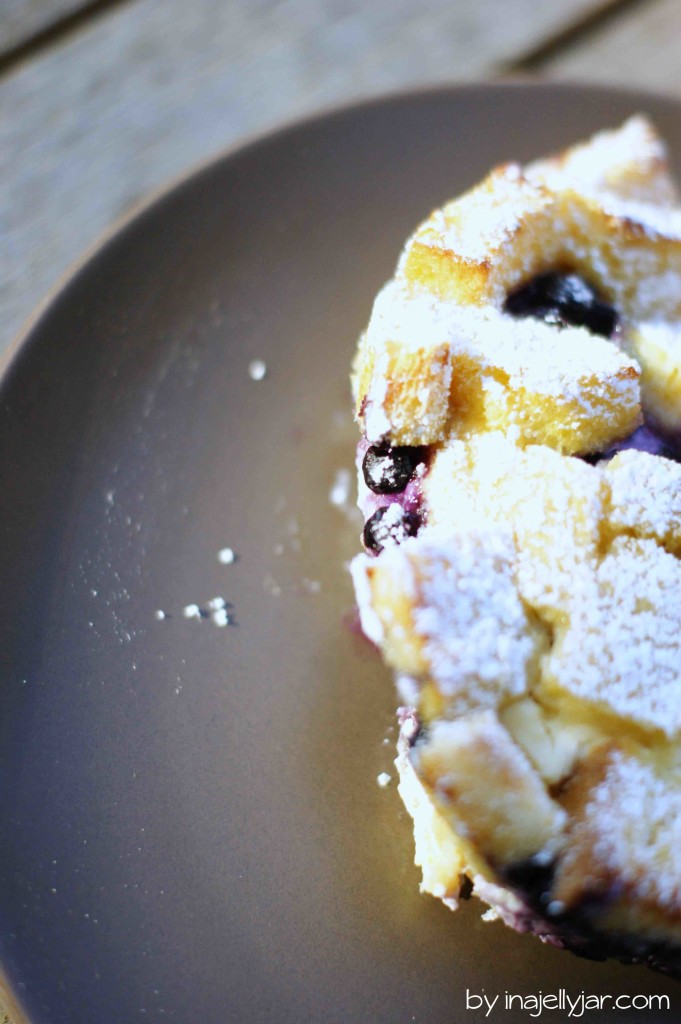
[1,0,681,359]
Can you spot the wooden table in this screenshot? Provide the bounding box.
[2,0,681,363]
[0,0,679,1018]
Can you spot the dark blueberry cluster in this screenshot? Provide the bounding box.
[363,505,421,554]
[504,272,619,339]
[362,443,424,494]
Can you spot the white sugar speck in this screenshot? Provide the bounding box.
[218,547,236,564]
[248,359,267,381]
[154,610,167,621]
[211,608,229,627]
[183,604,201,620]
[377,772,392,788]
[207,596,226,611]
[329,468,352,507]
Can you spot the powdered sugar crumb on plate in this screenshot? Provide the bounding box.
[248,359,267,381]
[179,600,236,626]
[329,468,352,507]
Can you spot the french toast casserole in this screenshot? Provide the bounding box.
[350,117,681,972]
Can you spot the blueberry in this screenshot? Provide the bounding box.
[504,272,619,338]
[362,443,423,494]
[363,505,421,554]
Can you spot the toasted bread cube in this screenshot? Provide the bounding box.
[604,448,681,555]
[395,737,469,906]
[351,529,544,715]
[526,116,678,206]
[415,712,566,868]
[426,436,605,624]
[354,283,641,451]
[542,536,681,737]
[625,320,681,433]
[398,166,558,307]
[553,746,681,938]
[449,312,640,453]
[500,697,602,788]
[353,283,452,443]
[561,187,681,320]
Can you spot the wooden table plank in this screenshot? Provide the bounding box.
[541,0,681,97]
[0,0,93,56]
[0,0,610,355]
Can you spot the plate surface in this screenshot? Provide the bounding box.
[1,83,680,1023]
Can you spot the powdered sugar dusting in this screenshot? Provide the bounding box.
[414,531,537,708]
[605,448,681,551]
[417,166,551,264]
[568,751,681,909]
[546,536,681,735]
[527,116,677,207]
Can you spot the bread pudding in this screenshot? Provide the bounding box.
[350,117,681,972]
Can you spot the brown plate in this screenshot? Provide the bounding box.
[0,83,679,1022]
